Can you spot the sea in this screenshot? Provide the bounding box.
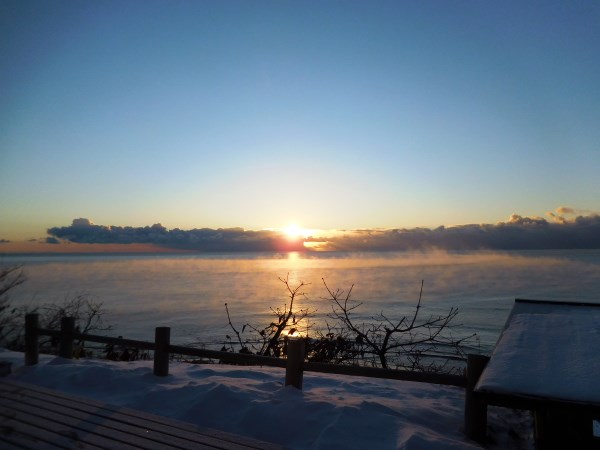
[3,249,600,355]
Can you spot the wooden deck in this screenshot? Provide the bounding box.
[0,379,283,450]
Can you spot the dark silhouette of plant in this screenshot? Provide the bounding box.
[0,265,26,348]
[302,324,359,364]
[36,293,112,357]
[323,279,475,371]
[38,293,111,335]
[224,274,314,357]
[223,275,474,373]
[0,264,112,357]
[104,339,150,361]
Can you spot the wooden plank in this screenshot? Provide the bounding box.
[0,414,62,450]
[0,438,27,450]
[0,397,155,449]
[0,380,283,450]
[1,397,203,450]
[0,407,105,449]
[475,390,600,415]
[304,360,467,387]
[0,383,260,450]
[37,328,156,351]
[0,392,232,450]
[515,298,600,308]
[168,344,288,368]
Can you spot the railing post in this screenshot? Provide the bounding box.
[464,353,490,443]
[59,316,75,359]
[285,337,305,389]
[154,327,170,376]
[25,313,39,366]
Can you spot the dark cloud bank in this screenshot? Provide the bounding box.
[47,212,600,252]
[318,213,600,251]
[48,219,305,252]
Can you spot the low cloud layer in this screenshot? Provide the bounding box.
[47,219,304,252]
[309,211,600,251]
[47,209,600,252]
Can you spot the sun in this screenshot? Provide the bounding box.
[283,223,304,240]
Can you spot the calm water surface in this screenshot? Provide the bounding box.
[3,250,600,354]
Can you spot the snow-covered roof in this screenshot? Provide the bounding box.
[476,299,600,405]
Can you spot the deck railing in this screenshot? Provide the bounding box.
[22,313,491,442]
[24,313,470,387]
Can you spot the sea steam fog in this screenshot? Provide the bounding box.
[4,250,600,354]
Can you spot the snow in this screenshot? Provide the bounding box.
[476,302,600,404]
[1,349,531,449]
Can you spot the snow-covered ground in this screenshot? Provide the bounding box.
[1,349,532,449]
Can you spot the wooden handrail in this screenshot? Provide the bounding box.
[303,360,466,387]
[168,344,287,368]
[24,313,468,389]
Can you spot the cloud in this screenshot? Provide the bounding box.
[72,218,94,227]
[45,237,60,244]
[546,206,590,224]
[546,211,567,224]
[48,219,304,252]
[47,211,600,252]
[556,206,576,215]
[507,214,547,226]
[306,211,600,251]
[0,238,10,244]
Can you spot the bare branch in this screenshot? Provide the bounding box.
[224,303,247,351]
[322,278,474,370]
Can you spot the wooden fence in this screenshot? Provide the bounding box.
[24,313,469,388]
[23,313,489,443]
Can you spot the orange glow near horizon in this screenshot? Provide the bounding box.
[0,241,189,254]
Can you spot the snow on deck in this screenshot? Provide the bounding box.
[476,300,600,404]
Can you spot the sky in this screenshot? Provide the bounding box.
[1,1,600,246]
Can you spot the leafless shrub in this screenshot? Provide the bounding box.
[0,265,27,348]
[224,274,475,374]
[36,293,112,356]
[0,264,112,357]
[323,279,475,372]
[224,274,315,357]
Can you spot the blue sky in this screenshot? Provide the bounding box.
[1,1,599,241]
